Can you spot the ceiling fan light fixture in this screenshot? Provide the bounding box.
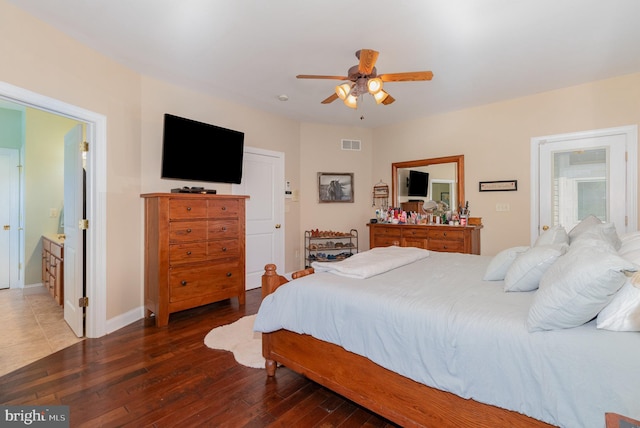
[335,83,352,100]
[367,77,383,94]
[344,94,358,109]
[373,89,389,104]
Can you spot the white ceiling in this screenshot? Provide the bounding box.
[9,0,640,128]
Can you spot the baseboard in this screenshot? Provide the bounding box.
[106,306,145,334]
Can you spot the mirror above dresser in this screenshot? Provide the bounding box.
[392,155,465,212]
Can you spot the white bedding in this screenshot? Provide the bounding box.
[254,251,640,428]
[311,245,429,278]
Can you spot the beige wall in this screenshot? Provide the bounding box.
[3,0,640,328]
[24,109,81,285]
[300,123,374,256]
[0,0,304,323]
[373,72,640,255]
[2,1,142,320]
[139,76,302,272]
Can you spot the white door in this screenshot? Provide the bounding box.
[233,147,285,290]
[0,148,20,289]
[531,126,637,243]
[63,125,84,337]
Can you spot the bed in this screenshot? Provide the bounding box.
[255,226,640,428]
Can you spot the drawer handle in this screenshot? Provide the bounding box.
[443,232,447,237]
[181,280,187,286]
[222,206,227,211]
[221,226,227,231]
[186,251,192,255]
[222,247,227,252]
[186,207,192,211]
[186,228,192,233]
[226,272,232,277]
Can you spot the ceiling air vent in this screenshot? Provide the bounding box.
[341,139,361,151]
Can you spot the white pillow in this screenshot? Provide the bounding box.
[568,214,602,242]
[483,246,530,281]
[619,232,640,255]
[596,277,640,331]
[527,245,635,331]
[570,222,621,250]
[534,225,568,247]
[620,248,640,266]
[503,245,567,292]
[620,230,640,244]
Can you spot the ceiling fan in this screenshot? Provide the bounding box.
[296,49,433,109]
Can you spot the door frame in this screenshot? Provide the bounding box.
[530,125,638,244]
[0,80,107,338]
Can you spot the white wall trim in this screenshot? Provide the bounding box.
[0,80,107,338]
[106,306,145,334]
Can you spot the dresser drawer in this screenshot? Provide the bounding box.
[50,242,63,259]
[169,221,208,243]
[428,229,464,241]
[169,262,243,302]
[208,239,240,259]
[372,226,402,239]
[169,242,208,264]
[208,219,239,237]
[169,199,208,220]
[373,236,401,247]
[370,226,402,247]
[428,239,465,253]
[402,227,429,239]
[208,199,241,218]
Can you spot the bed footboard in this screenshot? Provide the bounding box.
[259,264,554,428]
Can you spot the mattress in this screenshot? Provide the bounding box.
[254,251,640,427]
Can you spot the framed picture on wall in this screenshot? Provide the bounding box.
[318,172,354,203]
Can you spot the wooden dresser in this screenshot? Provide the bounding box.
[141,193,249,327]
[368,223,482,254]
[42,235,64,306]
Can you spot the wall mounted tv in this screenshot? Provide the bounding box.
[407,170,429,197]
[161,113,244,184]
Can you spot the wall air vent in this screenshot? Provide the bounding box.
[341,139,361,151]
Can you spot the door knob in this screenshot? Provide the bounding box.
[542,225,550,231]
[275,224,281,229]
[3,225,9,230]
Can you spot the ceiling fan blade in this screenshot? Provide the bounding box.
[321,93,339,104]
[297,74,349,80]
[379,71,434,82]
[382,94,395,105]
[357,49,379,75]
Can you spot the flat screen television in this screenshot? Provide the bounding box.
[161,113,245,184]
[407,170,429,197]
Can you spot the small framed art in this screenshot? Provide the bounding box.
[479,180,518,192]
[318,172,354,203]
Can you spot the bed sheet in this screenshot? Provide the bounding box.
[254,252,640,427]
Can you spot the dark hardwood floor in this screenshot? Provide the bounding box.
[0,288,397,427]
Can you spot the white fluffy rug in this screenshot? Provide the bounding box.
[204,315,264,369]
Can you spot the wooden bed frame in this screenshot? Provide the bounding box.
[261,264,554,428]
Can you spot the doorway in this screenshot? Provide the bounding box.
[531,125,638,243]
[0,80,107,338]
[232,147,285,289]
[0,147,19,289]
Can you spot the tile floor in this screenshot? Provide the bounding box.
[0,285,84,377]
